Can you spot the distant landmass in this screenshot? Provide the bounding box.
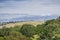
[0,14,58,22]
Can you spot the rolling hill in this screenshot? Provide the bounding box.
[0,21,44,28]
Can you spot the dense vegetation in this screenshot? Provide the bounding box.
[0,16,60,40]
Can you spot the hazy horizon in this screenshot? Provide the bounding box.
[0,0,60,22]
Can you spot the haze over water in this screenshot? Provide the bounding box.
[0,0,60,22]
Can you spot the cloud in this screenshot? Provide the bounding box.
[0,14,27,20]
[0,0,60,21]
[0,0,26,2]
[0,1,60,15]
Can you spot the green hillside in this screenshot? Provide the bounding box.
[0,16,60,40]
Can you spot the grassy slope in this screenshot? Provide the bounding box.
[0,21,44,28]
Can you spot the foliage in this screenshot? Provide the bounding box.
[20,24,36,37]
[0,16,60,40]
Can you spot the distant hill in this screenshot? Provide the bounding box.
[0,15,58,22]
[0,21,44,28]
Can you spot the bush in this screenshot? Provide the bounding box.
[20,24,36,37]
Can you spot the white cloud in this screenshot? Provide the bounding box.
[0,0,60,20]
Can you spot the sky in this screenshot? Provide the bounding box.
[0,0,60,22]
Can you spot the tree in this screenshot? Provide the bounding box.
[20,24,36,37]
[0,37,4,40]
[4,31,31,40]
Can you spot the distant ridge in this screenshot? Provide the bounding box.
[0,14,58,22]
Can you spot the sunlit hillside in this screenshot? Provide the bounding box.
[0,21,44,28]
